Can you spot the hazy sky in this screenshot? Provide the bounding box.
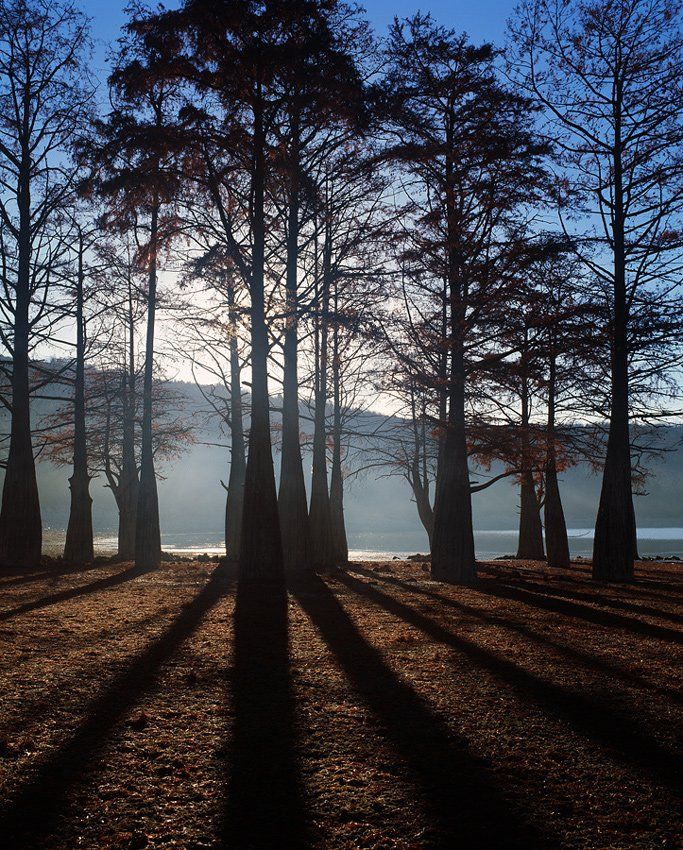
[86,0,515,78]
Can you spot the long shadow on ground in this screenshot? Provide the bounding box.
[0,563,156,622]
[221,578,309,849]
[477,562,683,599]
[292,572,550,850]
[337,570,682,791]
[475,580,683,644]
[353,567,682,705]
[488,574,683,626]
[0,562,105,590]
[0,566,231,850]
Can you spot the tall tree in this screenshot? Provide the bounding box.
[510,0,683,581]
[95,234,144,559]
[308,205,336,569]
[383,15,547,583]
[162,0,287,580]
[270,1,366,573]
[64,227,94,564]
[93,6,185,569]
[0,0,92,568]
[174,249,248,562]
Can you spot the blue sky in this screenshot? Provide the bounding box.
[85,0,515,78]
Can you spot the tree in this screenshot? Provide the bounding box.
[0,0,92,568]
[270,0,367,573]
[44,361,195,557]
[532,244,591,569]
[509,0,683,580]
[383,14,547,583]
[173,248,248,562]
[63,226,95,564]
[93,4,185,569]
[159,0,289,580]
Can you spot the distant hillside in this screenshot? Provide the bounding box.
[2,377,682,551]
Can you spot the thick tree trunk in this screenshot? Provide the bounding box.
[544,458,569,568]
[64,237,94,564]
[413,477,434,549]
[431,341,475,584]
[239,92,283,581]
[0,163,41,570]
[278,127,312,573]
[516,339,545,561]
[135,201,162,569]
[225,276,245,561]
[329,294,347,565]
[517,470,545,560]
[309,218,334,571]
[543,353,570,569]
[593,384,633,580]
[593,129,634,581]
[118,295,138,560]
[409,391,434,548]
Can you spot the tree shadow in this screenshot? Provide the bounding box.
[478,562,683,599]
[292,572,551,850]
[0,562,106,589]
[473,580,683,645]
[0,563,156,622]
[221,577,309,850]
[352,567,682,705]
[495,576,683,626]
[0,566,232,850]
[337,570,681,791]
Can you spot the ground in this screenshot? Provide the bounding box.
[0,557,680,850]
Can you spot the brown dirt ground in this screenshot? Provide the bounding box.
[0,556,680,850]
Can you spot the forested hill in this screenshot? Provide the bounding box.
[13,378,682,551]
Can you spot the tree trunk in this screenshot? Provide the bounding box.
[433,274,449,501]
[278,120,312,573]
[64,235,94,564]
[409,390,434,548]
[431,356,475,583]
[544,454,570,568]
[517,470,545,560]
[516,335,545,561]
[0,158,41,570]
[329,439,348,565]
[631,499,640,561]
[225,275,245,561]
[118,289,138,560]
[329,285,347,565]
[135,201,162,569]
[413,478,434,549]
[431,143,475,585]
[593,119,634,581]
[543,348,570,569]
[239,90,283,581]
[309,213,335,571]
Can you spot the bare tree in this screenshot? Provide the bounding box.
[509,0,683,580]
[383,15,547,583]
[92,4,186,569]
[0,0,93,568]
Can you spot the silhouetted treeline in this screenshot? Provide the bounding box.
[0,0,681,585]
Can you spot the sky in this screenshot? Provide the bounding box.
[85,0,515,79]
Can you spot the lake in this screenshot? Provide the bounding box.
[41,527,683,560]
